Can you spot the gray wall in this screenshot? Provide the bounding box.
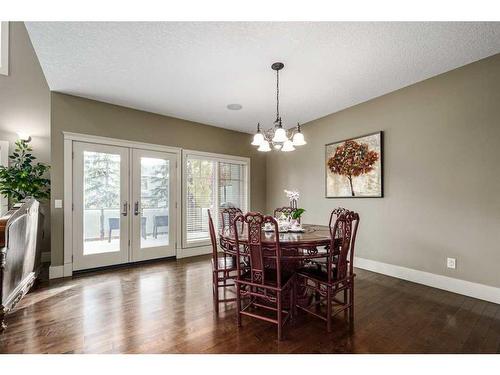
[267,53,500,288]
[51,92,267,266]
[0,22,51,252]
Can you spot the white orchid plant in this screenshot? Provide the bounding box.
[284,189,300,201]
[283,189,305,220]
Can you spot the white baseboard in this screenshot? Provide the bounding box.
[41,251,51,263]
[176,245,211,259]
[49,265,64,279]
[49,263,73,279]
[354,257,500,305]
[63,263,73,277]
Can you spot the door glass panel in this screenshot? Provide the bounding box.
[83,151,121,255]
[140,157,169,248]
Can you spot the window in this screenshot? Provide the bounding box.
[0,22,9,76]
[183,151,249,248]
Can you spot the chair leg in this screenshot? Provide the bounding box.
[349,282,355,329]
[315,282,321,312]
[343,288,348,320]
[236,283,242,327]
[277,293,283,341]
[213,272,219,315]
[326,288,332,333]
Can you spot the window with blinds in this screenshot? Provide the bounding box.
[184,153,249,247]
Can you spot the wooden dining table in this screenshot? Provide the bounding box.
[220,223,334,261]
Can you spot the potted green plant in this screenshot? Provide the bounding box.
[291,208,305,221]
[0,138,50,207]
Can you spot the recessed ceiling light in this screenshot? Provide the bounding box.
[227,103,242,110]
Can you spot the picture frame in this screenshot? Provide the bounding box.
[325,131,383,198]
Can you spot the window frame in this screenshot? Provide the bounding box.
[0,22,9,76]
[182,149,250,249]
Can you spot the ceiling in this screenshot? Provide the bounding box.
[26,22,500,134]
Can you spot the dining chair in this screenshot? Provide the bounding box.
[233,212,295,341]
[273,207,299,222]
[219,207,243,232]
[219,207,243,252]
[208,209,238,315]
[329,207,348,235]
[296,210,359,332]
[306,207,349,268]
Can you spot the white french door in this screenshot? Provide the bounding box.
[72,141,177,271]
[130,149,177,261]
[73,142,130,270]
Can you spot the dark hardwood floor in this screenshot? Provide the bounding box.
[1,255,499,354]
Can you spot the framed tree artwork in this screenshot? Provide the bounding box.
[325,131,383,198]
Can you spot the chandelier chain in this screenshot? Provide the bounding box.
[276,69,280,122]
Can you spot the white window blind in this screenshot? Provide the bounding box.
[184,152,249,247]
[185,158,216,243]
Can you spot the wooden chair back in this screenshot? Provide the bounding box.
[219,207,243,234]
[208,209,219,264]
[234,212,282,287]
[328,207,347,233]
[328,210,360,282]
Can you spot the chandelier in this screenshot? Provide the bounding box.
[251,62,306,152]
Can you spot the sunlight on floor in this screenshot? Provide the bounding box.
[84,234,169,254]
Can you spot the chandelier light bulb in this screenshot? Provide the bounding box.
[281,139,295,152]
[292,132,306,146]
[257,141,271,152]
[272,127,288,143]
[251,132,264,146]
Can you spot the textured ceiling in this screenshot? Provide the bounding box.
[26,22,500,134]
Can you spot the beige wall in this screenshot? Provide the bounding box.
[50,92,267,266]
[0,22,51,252]
[267,54,500,288]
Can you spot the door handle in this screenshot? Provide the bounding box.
[122,202,128,216]
[134,201,140,216]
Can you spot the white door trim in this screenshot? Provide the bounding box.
[0,140,9,215]
[63,132,181,154]
[0,22,9,76]
[62,132,182,277]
